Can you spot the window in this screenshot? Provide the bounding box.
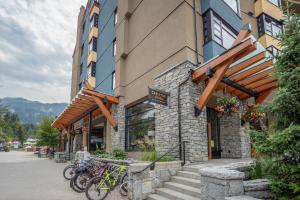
[267,45,280,56]
[80,63,83,76]
[125,100,155,151]
[257,14,283,37]
[112,38,116,56]
[112,71,116,90]
[90,13,98,29]
[87,62,96,78]
[89,37,97,53]
[203,11,237,49]
[212,14,237,49]
[223,0,239,14]
[114,8,118,25]
[79,82,83,90]
[268,0,281,7]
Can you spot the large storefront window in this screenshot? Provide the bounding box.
[125,100,155,151]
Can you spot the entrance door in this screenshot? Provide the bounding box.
[207,108,221,159]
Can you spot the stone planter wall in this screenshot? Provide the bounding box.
[199,162,271,200]
[128,161,182,200]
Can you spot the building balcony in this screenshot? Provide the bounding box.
[255,0,283,21]
[89,2,100,19]
[258,34,281,50]
[88,27,98,42]
[87,51,97,66]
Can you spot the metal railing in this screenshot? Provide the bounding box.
[132,141,188,174]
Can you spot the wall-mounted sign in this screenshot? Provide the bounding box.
[148,88,170,106]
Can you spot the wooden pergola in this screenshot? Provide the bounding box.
[52,82,118,129]
[192,24,277,114]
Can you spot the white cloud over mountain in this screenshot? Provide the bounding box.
[0,0,86,103]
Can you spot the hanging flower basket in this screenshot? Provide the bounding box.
[214,96,239,117]
[242,105,265,123]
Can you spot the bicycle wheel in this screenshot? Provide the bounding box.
[119,173,128,196]
[63,165,76,180]
[70,174,84,193]
[85,176,109,200]
[73,173,90,193]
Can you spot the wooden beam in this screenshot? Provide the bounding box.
[247,76,277,89]
[255,89,273,104]
[232,24,252,46]
[91,96,118,128]
[196,61,231,110]
[254,81,277,92]
[231,59,273,82]
[238,68,275,86]
[192,39,254,82]
[226,52,266,77]
[82,89,119,104]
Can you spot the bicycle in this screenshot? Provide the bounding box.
[71,161,109,193]
[85,164,127,200]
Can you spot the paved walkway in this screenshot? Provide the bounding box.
[0,151,126,200]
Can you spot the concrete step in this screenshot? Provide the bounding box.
[156,188,199,200]
[147,194,170,200]
[177,171,201,180]
[183,166,200,173]
[164,182,201,198]
[171,176,201,188]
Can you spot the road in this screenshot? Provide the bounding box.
[0,151,125,200]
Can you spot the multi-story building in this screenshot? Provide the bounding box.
[53,0,287,162]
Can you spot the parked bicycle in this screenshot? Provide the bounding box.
[85,163,128,200]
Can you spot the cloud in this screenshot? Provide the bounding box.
[0,0,86,103]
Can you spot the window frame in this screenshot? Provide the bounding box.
[90,13,99,30]
[87,61,96,78]
[112,38,116,57]
[267,0,281,7]
[112,71,116,90]
[257,13,283,38]
[88,37,97,54]
[114,7,118,25]
[267,45,280,57]
[223,0,240,15]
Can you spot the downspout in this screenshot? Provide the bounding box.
[193,0,199,65]
[178,71,191,160]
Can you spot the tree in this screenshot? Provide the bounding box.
[251,14,300,200]
[37,116,59,149]
[268,13,300,130]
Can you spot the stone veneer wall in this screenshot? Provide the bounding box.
[154,61,208,162]
[111,96,126,150]
[220,113,251,159]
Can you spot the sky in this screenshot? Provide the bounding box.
[0,0,86,103]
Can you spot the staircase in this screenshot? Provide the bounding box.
[147,166,201,200]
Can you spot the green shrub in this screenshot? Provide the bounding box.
[252,125,300,199]
[111,148,127,160]
[141,150,175,162]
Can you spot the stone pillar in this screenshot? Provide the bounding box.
[111,96,126,150]
[154,61,208,162]
[219,113,251,158]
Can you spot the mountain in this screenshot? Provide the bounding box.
[0,97,67,125]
